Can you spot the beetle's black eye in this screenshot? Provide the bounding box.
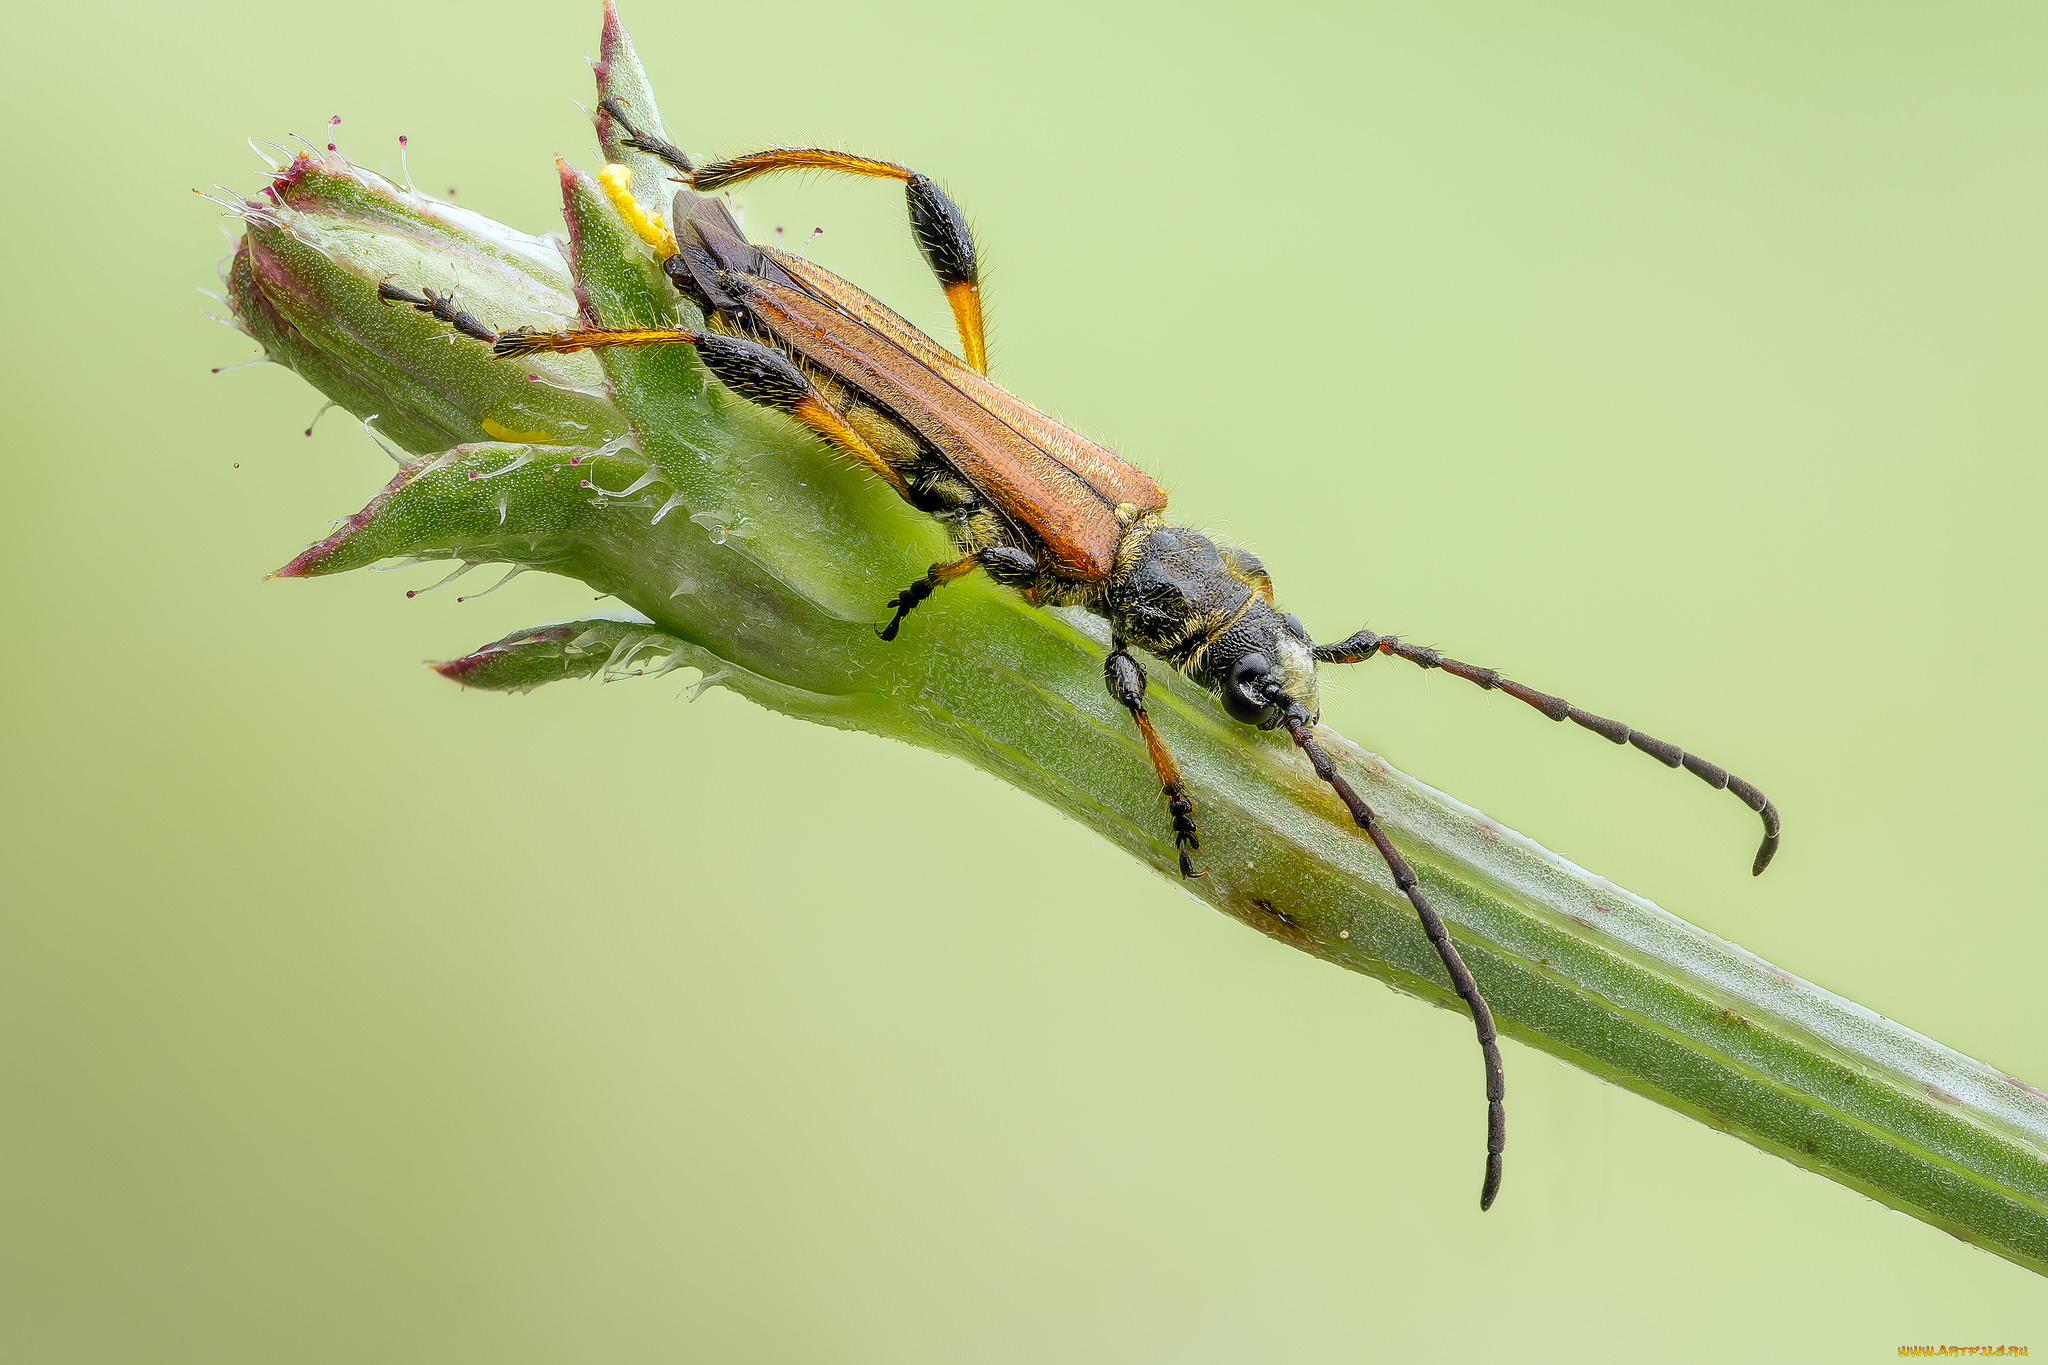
[1223,652,1277,725]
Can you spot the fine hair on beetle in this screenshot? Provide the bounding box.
[383,99,1782,1212]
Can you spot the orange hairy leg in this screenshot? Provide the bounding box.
[687,148,988,374]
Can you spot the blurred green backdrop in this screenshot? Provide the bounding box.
[3,0,2044,1359]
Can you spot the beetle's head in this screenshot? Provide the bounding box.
[1195,600,1320,731]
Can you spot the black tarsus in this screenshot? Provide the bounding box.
[879,559,965,642]
[377,281,499,344]
[598,97,695,176]
[1274,690,1505,1211]
[1106,641,1202,878]
[878,547,1037,641]
[1315,629,1781,875]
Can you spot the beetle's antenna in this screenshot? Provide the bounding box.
[1314,629,1780,875]
[1273,689,1506,1211]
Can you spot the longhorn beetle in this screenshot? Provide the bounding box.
[381,99,1782,1211]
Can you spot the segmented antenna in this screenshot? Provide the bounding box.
[1314,630,1780,875]
[1274,689,1506,1211]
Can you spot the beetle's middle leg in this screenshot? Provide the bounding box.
[499,323,906,498]
[381,282,921,503]
[1104,641,1202,878]
[685,150,987,375]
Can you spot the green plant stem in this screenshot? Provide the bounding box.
[230,0,2048,1274]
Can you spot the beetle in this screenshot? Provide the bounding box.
[380,99,1781,1210]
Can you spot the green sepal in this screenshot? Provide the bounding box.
[430,619,690,692]
[433,617,890,734]
[270,441,669,578]
[591,0,685,211]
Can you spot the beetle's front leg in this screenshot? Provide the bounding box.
[1104,641,1201,878]
[877,546,1037,640]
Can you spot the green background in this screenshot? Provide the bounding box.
[4,0,2044,1358]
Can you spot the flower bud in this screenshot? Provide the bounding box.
[226,151,627,457]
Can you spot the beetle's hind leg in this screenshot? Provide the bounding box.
[1105,641,1202,878]
[685,149,988,375]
